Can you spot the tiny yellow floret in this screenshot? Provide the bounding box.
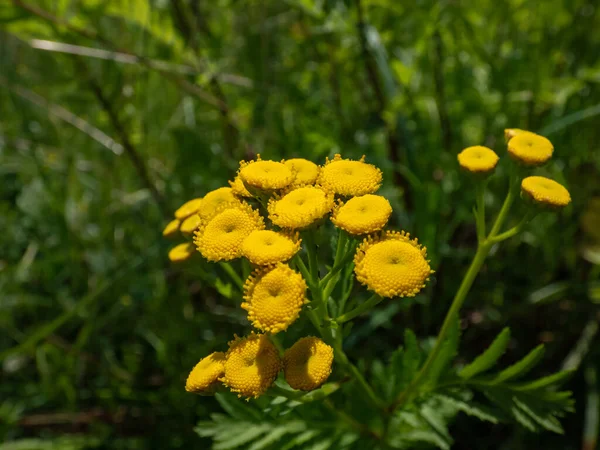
[221,333,281,399]
[175,198,203,220]
[521,176,571,208]
[242,264,307,334]
[507,131,553,166]
[318,154,382,196]
[185,352,226,394]
[168,242,196,263]
[268,186,334,229]
[283,337,333,391]
[239,155,294,191]
[285,158,320,186]
[199,187,239,220]
[354,231,433,298]
[180,214,201,236]
[229,176,253,198]
[162,219,181,238]
[457,146,500,174]
[194,202,265,261]
[241,230,301,266]
[331,194,392,235]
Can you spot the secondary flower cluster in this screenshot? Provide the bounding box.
[164,154,434,398]
[458,129,571,208]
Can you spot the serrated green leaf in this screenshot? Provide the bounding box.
[513,370,574,391]
[492,345,545,383]
[306,439,334,450]
[247,425,293,450]
[215,393,262,421]
[436,392,505,424]
[394,329,423,394]
[513,398,564,434]
[424,319,460,387]
[459,328,511,379]
[280,430,320,450]
[213,423,271,450]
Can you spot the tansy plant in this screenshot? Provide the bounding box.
[164,132,573,449]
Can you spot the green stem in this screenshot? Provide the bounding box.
[293,254,312,288]
[336,294,383,323]
[218,262,244,291]
[489,176,517,237]
[335,346,385,410]
[490,211,534,243]
[475,182,486,243]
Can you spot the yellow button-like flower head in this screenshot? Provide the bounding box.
[331,194,392,235]
[162,218,181,239]
[168,242,196,263]
[199,187,239,220]
[242,264,307,333]
[268,186,334,229]
[175,198,203,220]
[318,154,382,196]
[283,337,333,391]
[504,128,527,142]
[194,202,265,261]
[229,176,253,198]
[284,158,320,186]
[221,333,281,398]
[457,146,500,174]
[180,214,201,237]
[185,352,226,394]
[241,230,301,266]
[521,176,571,209]
[507,132,553,166]
[354,231,433,298]
[239,155,295,191]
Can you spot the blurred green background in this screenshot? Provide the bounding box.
[1,0,599,448]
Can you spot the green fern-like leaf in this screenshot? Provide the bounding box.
[492,344,545,383]
[458,327,511,379]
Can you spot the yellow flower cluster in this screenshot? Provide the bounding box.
[166,154,435,398]
[458,129,571,210]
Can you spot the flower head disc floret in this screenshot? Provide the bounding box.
[242,264,307,333]
[239,155,295,191]
[175,198,203,220]
[241,230,301,266]
[354,231,433,298]
[284,158,320,186]
[221,333,281,398]
[507,131,553,166]
[168,242,195,263]
[283,337,333,391]
[199,187,239,220]
[268,186,334,229]
[331,194,392,235]
[162,219,181,238]
[318,154,382,196]
[185,352,226,394]
[521,176,571,209]
[229,176,253,198]
[194,202,265,261]
[180,214,201,236]
[457,146,500,174]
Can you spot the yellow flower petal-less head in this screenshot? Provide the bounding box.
[331,194,392,235]
[194,202,265,261]
[284,158,320,186]
[185,352,226,394]
[242,264,307,333]
[283,337,333,391]
[318,154,382,196]
[504,128,527,142]
[268,186,334,229]
[239,155,295,191]
[180,214,201,236]
[175,198,203,220]
[457,146,500,174]
[229,176,253,198]
[354,231,433,298]
[241,230,301,266]
[221,333,281,398]
[521,176,571,208]
[507,132,553,166]
[199,187,239,220]
[168,242,196,263]
[162,219,181,238]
